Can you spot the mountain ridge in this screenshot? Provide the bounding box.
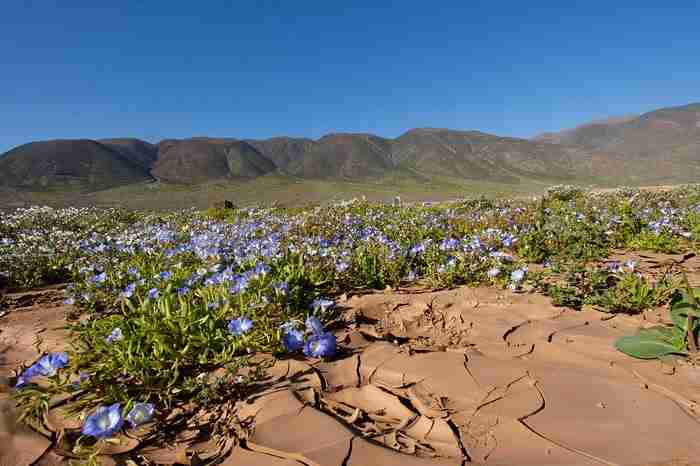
[2,102,700,191]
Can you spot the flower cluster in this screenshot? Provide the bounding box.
[82,402,155,438]
[279,299,337,359]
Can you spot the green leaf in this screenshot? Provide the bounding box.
[636,326,676,341]
[614,336,686,359]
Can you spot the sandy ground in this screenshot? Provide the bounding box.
[1,260,700,466]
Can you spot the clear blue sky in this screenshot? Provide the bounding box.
[2,1,700,153]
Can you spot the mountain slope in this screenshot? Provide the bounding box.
[0,139,153,189]
[392,128,592,183]
[286,133,395,179]
[151,138,276,184]
[99,138,158,170]
[534,103,700,182]
[245,137,316,170]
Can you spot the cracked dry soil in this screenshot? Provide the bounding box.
[2,273,700,466]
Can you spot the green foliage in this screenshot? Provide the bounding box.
[542,261,675,313]
[517,201,609,263]
[626,231,680,253]
[614,288,700,359]
[587,271,675,314]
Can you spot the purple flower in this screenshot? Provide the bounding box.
[229,276,249,295]
[156,271,172,281]
[280,324,305,352]
[303,332,337,359]
[228,316,253,336]
[409,243,426,256]
[305,316,324,335]
[207,300,221,310]
[16,352,69,388]
[335,261,350,273]
[607,261,623,273]
[147,288,159,299]
[106,327,123,343]
[82,403,123,438]
[121,283,136,299]
[310,298,334,313]
[126,402,155,427]
[510,267,527,283]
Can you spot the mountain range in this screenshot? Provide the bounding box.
[2,103,700,191]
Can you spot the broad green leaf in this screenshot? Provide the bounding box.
[636,326,676,341]
[614,336,685,359]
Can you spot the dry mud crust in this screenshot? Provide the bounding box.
[228,286,700,466]
[3,284,700,465]
[0,285,70,379]
[0,286,71,466]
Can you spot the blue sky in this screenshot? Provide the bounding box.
[2,1,700,153]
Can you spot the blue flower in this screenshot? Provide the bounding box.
[82,403,124,438]
[409,243,426,256]
[126,402,155,427]
[207,300,221,310]
[229,276,249,295]
[439,238,459,251]
[228,316,253,336]
[156,271,172,281]
[607,261,623,273]
[94,272,108,284]
[32,352,69,378]
[280,325,305,353]
[147,288,159,299]
[120,283,136,299]
[63,297,75,305]
[253,262,269,277]
[303,332,337,359]
[305,315,324,335]
[15,366,38,388]
[106,327,123,343]
[335,261,350,273]
[501,233,517,248]
[176,286,190,296]
[510,268,527,283]
[310,298,334,313]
